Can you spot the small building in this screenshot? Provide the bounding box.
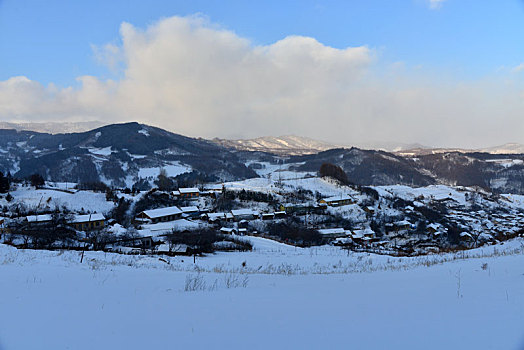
[319,195,354,207]
[136,206,183,224]
[180,206,200,218]
[220,227,237,235]
[71,213,106,231]
[261,213,275,220]
[274,211,287,219]
[317,228,347,239]
[279,202,313,215]
[352,228,375,239]
[26,214,53,226]
[204,184,224,193]
[207,212,226,223]
[178,188,200,199]
[393,220,413,231]
[231,209,259,221]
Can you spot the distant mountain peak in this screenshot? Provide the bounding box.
[0,121,105,134]
[212,135,345,155]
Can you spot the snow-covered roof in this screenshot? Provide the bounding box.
[180,206,199,213]
[141,206,182,219]
[208,212,226,220]
[352,228,375,237]
[178,187,199,194]
[321,194,352,203]
[26,214,53,223]
[317,228,346,236]
[231,209,259,217]
[427,223,440,230]
[394,220,412,227]
[220,227,237,234]
[72,213,105,223]
[204,184,223,191]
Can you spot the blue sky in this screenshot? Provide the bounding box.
[1,0,524,147]
[2,0,524,86]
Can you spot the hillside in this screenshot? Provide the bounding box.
[0,122,257,187]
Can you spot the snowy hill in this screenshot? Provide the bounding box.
[0,122,256,188]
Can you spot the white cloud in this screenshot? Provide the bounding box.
[0,15,523,149]
[429,0,446,10]
[512,63,524,73]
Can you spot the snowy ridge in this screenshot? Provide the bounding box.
[213,135,345,155]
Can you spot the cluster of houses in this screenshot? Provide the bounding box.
[0,213,108,234]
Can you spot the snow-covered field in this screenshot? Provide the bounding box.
[2,186,114,214]
[1,238,524,349]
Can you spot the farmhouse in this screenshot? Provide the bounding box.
[204,184,223,193]
[231,209,259,221]
[317,228,348,239]
[319,194,354,207]
[136,206,183,224]
[261,213,275,220]
[25,214,53,226]
[178,188,200,199]
[180,206,200,218]
[71,213,106,231]
[279,202,313,215]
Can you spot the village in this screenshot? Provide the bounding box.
[1,163,524,258]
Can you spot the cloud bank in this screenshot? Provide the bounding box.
[1,15,523,148]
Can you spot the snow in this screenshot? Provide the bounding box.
[485,158,524,168]
[88,146,113,156]
[1,240,524,349]
[138,128,150,137]
[139,219,201,236]
[2,187,114,214]
[138,161,191,179]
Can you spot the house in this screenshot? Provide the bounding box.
[319,195,354,207]
[71,213,106,231]
[207,212,226,223]
[351,228,375,240]
[178,188,200,199]
[317,228,347,239]
[279,202,312,215]
[180,206,200,218]
[274,211,287,219]
[204,184,224,193]
[231,209,259,221]
[135,206,183,224]
[25,214,53,226]
[392,220,413,231]
[207,212,234,223]
[220,227,237,235]
[261,213,275,220]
